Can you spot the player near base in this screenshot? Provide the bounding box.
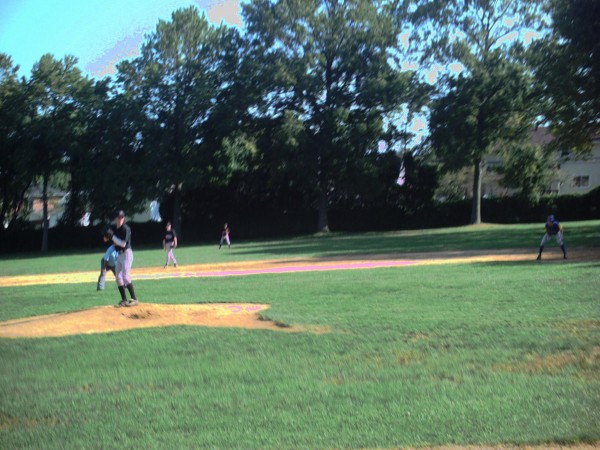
[219,222,231,249]
[537,215,567,260]
[97,244,118,291]
[104,210,138,307]
[163,221,178,268]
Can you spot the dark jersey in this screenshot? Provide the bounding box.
[110,223,131,251]
[545,221,561,235]
[164,230,177,245]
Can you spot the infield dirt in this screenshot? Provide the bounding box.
[0,303,290,338]
[1,247,597,288]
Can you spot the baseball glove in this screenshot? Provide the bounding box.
[102,226,114,240]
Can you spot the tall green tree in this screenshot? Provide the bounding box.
[430,53,537,216]
[116,6,239,236]
[59,78,109,226]
[243,0,414,231]
[28,54,92,250]
[0,54,34,230]
[495,141,556,201]
[407,0,544,223]
[81,86,151,223]
[530,0,600,151]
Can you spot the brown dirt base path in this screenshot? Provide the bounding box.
[0,303,294,338]
[0,247,598,288]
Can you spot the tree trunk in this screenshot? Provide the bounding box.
[173,186,182,239]
[0,182,8,230]
[41,171,49,252]
[8,180,32,230]
[64,167,82,226]
[470,159,482,224]
[317,191,329,232]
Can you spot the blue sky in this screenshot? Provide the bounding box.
[0,0,242,78]
[0,0,541,145]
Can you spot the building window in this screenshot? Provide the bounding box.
[573,176,590,188]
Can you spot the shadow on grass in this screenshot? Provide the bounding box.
[1,223,598,262]
[472,258,600,269]
[473,261,558,268]
[229,224,599,259]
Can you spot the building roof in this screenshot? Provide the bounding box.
[26,186,68,199]
[529,126,554,146]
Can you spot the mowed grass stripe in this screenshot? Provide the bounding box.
[1,220,598,277]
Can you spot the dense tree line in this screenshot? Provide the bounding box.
[0,0,597,250]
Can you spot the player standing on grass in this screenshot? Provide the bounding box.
[104,210,138,307]
[219,222,231,249]
[163,221,178,268]
[537,214,567,260]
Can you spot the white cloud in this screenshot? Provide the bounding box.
[425,64,443,84]
[398,32,410,49]
[523,30,541,45]
[204,0,242,27]
[497,31,518,46]
[401,60,418,71]
[409,117,427,133]
[448,62,464,74]
[85,31,144,77]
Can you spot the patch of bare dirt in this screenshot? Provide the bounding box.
[493,347,600,375]
[0,303,295,338]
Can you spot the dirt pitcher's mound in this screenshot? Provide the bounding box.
[0,303,290,338]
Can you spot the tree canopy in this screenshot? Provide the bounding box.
[530,0,600,151]
[0,0,597,245]
[406,0,545,223]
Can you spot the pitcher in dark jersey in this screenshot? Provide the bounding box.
[106,210,138,307]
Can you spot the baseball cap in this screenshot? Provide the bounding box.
[547,214,555,222]
[114,210,125,219]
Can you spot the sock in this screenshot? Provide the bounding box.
[560,245,566,256]
[118,286,127,302]
[538,246,544,255]
[126,283,137,301]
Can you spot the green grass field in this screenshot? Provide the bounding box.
[1,220,598,277]
[1,222,599,449]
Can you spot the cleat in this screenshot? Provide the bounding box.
[536,255,541,261]
[127,300,139,307]
[563,255,568,260]
[116,300,128,308]
[174,263,177,268]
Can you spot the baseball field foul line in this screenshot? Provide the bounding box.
[0,248,597,288]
